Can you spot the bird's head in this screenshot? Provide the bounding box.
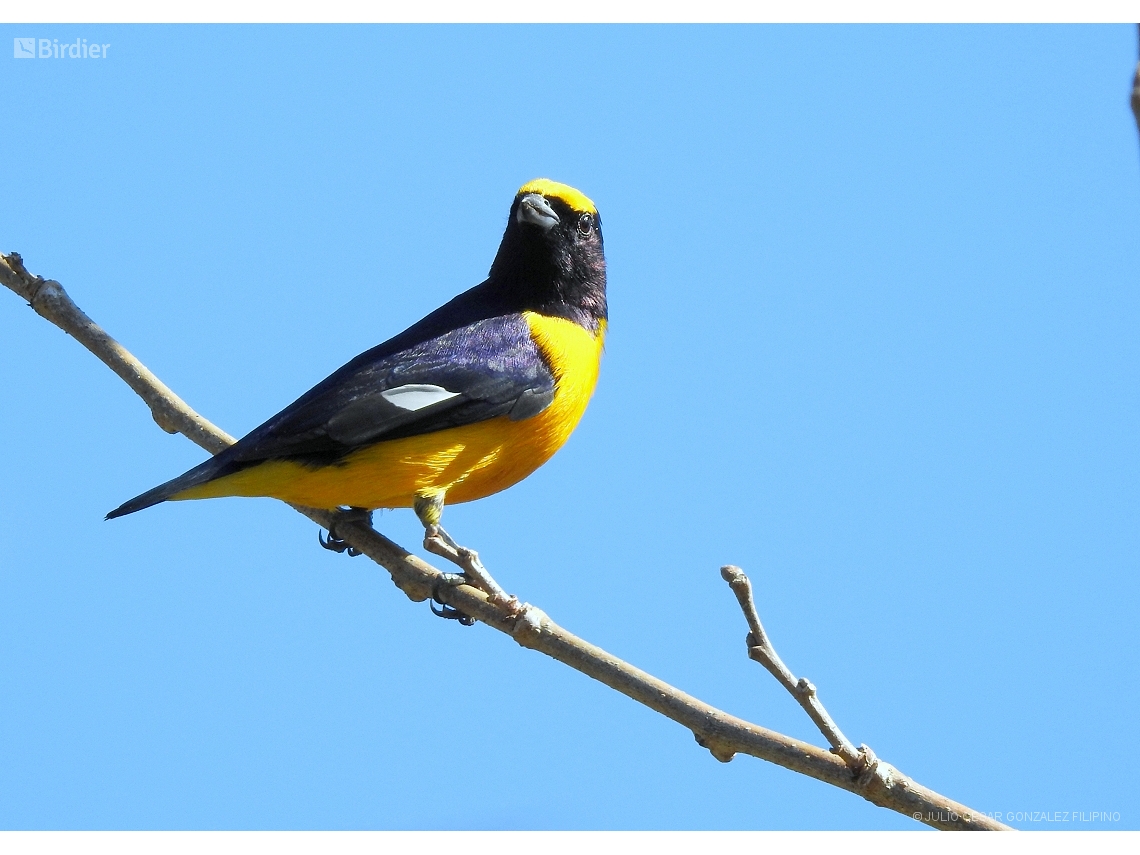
[490,178,607,328]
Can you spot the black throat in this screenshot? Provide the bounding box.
[487,211,608,332]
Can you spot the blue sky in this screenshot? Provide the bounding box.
[1,25,1137,830]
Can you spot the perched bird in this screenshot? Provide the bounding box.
[107,179,607,602]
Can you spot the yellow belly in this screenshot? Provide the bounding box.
[174,312,605,510]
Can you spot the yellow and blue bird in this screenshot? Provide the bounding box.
[108,179,607,588]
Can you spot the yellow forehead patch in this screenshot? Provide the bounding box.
[517,178,597,215]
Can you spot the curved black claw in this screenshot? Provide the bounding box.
[430,599,475,626]
[318,528,361,556]
[318,507,372,557]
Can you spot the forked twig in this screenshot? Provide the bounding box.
[721,565,881,784]
[721,567,859,759]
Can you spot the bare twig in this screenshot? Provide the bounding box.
[1,252,234,454]
[423,530,521,614]
[720,565,866,770]
[1,251,1012,831]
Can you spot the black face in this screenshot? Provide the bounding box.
[489,193,608,330]
[540,196,604,271]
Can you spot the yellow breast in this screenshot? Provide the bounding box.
[175,312,606,511]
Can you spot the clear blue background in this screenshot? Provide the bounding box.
[1,25,1137,830]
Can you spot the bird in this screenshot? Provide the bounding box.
[107,179,607,606]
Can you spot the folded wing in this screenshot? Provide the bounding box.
[106,313,554,518]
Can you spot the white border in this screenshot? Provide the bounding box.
[2,1,1140,24]
[0,831,1139,854]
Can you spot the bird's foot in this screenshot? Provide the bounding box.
[423,525,521,616]
[318,507,373,557]
[430,572,476,626]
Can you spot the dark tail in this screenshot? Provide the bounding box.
[106,454,234,519]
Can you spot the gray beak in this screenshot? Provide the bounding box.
[517,194,560,231]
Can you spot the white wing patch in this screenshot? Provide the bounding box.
[380,384,461,411]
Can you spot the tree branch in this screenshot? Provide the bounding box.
[1,250,1012,831]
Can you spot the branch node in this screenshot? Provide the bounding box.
[693,732,736,763]
[851,744,906,800]
[510,603,548,648]
[392,575,433,603]
[31,277,63,307]
[150,409,181,434]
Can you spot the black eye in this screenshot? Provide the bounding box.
[576,213,593,237]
